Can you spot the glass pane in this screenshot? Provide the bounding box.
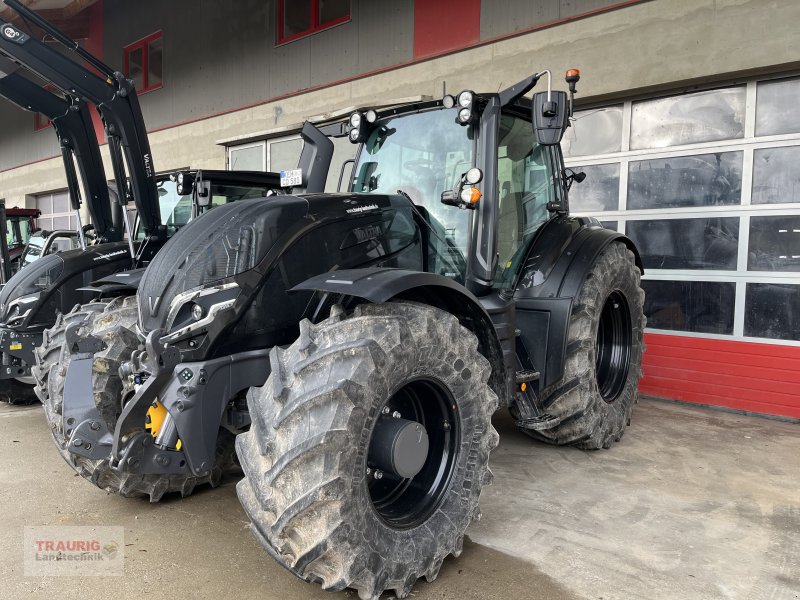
[748,215,800,272]
[229,144,265,171]
[562,106,622,157]
[496,113,554,287]
[147,37,163,88]
[643,280,735,334]
[756,78,800,137]
[52,216,70,230]
[53,194,70,213]
[325,135,357,192]
[600,220,617,231]
[752,146,800,204]
[268,138,304,173]
[569,163,619,212]
[319,0,349,24]
[630,87,745,149]
[283,0,311,37]
[18,218,31,244]
[628,152,742,209]
[39,217,53,231]
[745,283,800,340]
[127,46,144,90]
[626,218,739,270]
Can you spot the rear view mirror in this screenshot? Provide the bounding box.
[195,180,212,207]
[532,90,569,146]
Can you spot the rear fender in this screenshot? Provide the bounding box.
[514,216,643,389]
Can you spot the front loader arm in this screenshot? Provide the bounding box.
[0,64,121,242]
[0,1,163,246]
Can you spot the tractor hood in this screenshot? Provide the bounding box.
[137,195,310,334]
[0,241,132,328]
[136,192,409,335]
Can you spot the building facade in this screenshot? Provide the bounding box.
[0,0,798,417]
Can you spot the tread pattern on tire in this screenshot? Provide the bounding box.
[40,295,234,502]
[237,302,499,600]
[525,242,645,449]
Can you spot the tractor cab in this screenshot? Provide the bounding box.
[345,70,575,296]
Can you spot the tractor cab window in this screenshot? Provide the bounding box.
[135,179,276,240]
[494,113,556,288]
[352,109,474,280]
[21,232,46,266]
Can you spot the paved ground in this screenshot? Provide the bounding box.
[1,398,798,600]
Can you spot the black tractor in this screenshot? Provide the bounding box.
[0,1,290,404]
[44,49,645,598]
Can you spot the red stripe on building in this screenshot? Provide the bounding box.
[413,0,481,60]
[641,333,800,420]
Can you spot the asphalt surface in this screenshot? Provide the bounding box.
[1,397,798,600]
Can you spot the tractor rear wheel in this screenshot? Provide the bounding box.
[237,302,498,600]
[525,242,645,449]
[41,295,235,501]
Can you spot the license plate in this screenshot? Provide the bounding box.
[280,169,302,187]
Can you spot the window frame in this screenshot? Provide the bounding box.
[123,31,163,94]
[564,75,800,347]
[276,0,351,46]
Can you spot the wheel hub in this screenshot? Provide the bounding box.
[366,377,458,530]
[595,289,632,403]
[368,416,429,479]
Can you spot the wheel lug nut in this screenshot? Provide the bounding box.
[366,467,372,476]
[381,406,390,415]
[392,411,401,419]
[373,470,383,480]
[443,421,451,431]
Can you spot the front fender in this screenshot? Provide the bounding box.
[291,268,509,406]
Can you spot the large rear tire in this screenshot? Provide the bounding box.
[524,242,645,449]
[42,295,235,502]
[236,302,499,600]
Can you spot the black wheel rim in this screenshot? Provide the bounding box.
[595,290,632,403]
[366,377,459,530]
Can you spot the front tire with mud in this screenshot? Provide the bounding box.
[525,242,645,449]
[41,295,234,502]
[237,302,499,600]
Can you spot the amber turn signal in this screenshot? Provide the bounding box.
[459,186,481,204]
[566,68,580,78]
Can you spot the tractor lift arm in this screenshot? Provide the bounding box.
[0,0,163,252]
[0,61,121,242]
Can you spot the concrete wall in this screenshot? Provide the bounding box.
[2,0,799,209]
[479,0,621,39]
[102,0,414,131]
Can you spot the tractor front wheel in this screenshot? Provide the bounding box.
[237,302,499,600]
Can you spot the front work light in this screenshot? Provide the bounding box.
[458,90,474,108]
[457,108,472,124]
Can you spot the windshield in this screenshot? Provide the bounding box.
[135,178,277,240]
[21,232,46,266]
[352,109,473,278]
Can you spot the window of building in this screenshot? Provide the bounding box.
[277,0,350,45]
[124,32,163,93]
[36,190,78,231]
[565,77,800,345]
[227,135,304,174]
